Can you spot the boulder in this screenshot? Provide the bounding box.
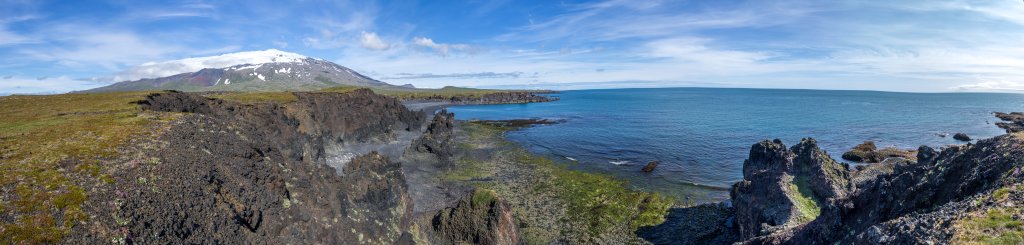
[953,133,971,142]
[642,161,660,173]
[841,141,916,163]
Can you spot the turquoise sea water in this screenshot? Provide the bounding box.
[447,88,1024,202]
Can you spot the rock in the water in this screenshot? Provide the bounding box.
[432,188,520,245]
[953,133,971,141]
[642,160,659,173]
[840,141,916,163]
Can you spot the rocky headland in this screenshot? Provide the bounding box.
[995,112,1024,133]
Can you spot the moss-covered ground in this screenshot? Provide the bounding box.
[0,92,179,242]
[445,121,671,243]
[954,185,1024,244]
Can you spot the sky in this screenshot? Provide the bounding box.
[1,0,1024,94]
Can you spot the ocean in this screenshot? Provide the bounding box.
[447,87,1024,202]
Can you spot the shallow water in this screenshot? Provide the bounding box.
[447,87,1024,202]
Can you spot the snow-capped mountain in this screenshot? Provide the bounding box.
[83,49,403,93]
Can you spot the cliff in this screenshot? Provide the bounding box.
[50,89,427,243]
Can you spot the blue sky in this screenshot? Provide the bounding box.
[2,0,1024,94]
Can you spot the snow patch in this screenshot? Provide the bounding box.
[110,49,310,82]
[256,73,265,81]
[224,79,231,85]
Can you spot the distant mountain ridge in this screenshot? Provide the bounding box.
[82,49,407,93]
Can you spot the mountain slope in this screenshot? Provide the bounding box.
[81,49,406,93]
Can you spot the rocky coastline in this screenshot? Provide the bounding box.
[4,89,1023,244]
[638,112,1024,244]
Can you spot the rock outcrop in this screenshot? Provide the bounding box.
[840,141,916,163]
[65,89,424,244]
[431,189,520,245]
[413,90,559,104]
[730,139,851,240]
[413,109,456,163]
[703,134,1024,244]
[994,112,1024,133]
[953,133,971,141]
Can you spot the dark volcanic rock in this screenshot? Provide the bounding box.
[66,89,425,244]
[730,138,851,240]
[840,141,916,163]
[953,133,971,141]
[472,118,563,128]
[414,109,456,163]
[642,161,659,173]
[994,112,1024,133]
[415,89,559,104]
[723,134,1024,244]
[431,189,520,245]
[636,202,739,245]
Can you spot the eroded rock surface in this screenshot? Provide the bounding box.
[66,89,423,244]
[730,138,851,240]
[431,189,520,245]
[713,134,1024,244]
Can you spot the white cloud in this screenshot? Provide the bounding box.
[360,31,389,50]
[953,80,1024,92]
[411,37,474,57]
[0,76,104,95]
[17,30,186,70]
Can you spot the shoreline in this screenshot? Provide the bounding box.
[405,119,674,243]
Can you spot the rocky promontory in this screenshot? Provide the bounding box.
[995,112,1024,133]
[643,130,1024,244]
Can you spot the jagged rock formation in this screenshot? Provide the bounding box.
[431,189,520,245]
[679,133,1024,244]
[413,109,456,163]
[731,139,851,240]
[63,89,424,244]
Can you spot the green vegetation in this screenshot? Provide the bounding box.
[454,121,672,240]
[514,151,673,234]
[788,176,822,223]
[0,92,174,242]
[471,188,498,208]
[206,91,298,104]
[955,185,1024,244]
[954,207,1024,244]
[441,158,489,182]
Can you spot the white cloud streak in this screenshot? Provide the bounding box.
[360,31,389,50]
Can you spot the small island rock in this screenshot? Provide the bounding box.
[953,133,971,142]
[642,161,660,173]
